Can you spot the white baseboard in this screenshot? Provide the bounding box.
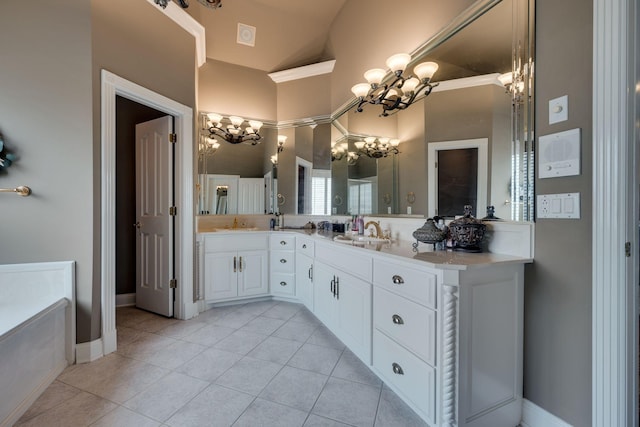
[521,399,572,427]
[115,293,136,307]
[75,338,104,364]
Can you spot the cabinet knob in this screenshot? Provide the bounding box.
[280,240,287,245]
[392,363,404,375]
[392,314,404,325]
[302,244,307,248]
[280,259,287,263]
[392,275,404,285]
[280,281,287,287]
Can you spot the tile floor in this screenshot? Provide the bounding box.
[16,300,427,427]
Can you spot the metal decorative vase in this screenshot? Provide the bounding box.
[412,218,447,251]
[448,205,486,252]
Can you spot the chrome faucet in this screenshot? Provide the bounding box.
[365,221,383,238]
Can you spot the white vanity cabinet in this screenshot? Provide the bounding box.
[313,241,373,364]
[371,256,525,427]
[203,233,269,302]
[269,234,296,298]
[294,236,315,310]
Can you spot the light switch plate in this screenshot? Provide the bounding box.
[537,193,580,219]
[549,95,568,124]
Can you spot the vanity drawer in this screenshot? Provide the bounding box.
[315,241,372,282]
[270,251,295,273]
[270,234,295,250]
[296,236,315,257]
[373,329,436,424]
[374,287,436,365]
[205,233,269,253]
[271,273,295,296]
[373,260,437,310]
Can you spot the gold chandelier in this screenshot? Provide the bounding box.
[351,53,439,117]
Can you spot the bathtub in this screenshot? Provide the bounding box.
[0,261,75,427]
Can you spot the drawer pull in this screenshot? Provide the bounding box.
[280,259,287,263]
[392,275,404,285]
[302,244,307,248]
[392,314,404,325]
[392,363,404,375]
[280,240,287,245]
[280,281,287,287]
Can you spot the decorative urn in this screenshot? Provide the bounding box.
[412,218,447,250]
[448,205,486,252]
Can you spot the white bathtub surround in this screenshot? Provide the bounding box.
[0,261,75,427]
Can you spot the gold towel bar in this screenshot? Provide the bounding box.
[0,186,31,196]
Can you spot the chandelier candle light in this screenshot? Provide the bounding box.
[351,53,439,117]
[204,113,264,145]
[354,137,400,158]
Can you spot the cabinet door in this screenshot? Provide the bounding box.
[204,253,237,301]
[295,253,314,310]
[335,273,372,364]
[238,250,268,297]
[312,262,337,328]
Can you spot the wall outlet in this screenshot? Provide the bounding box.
[537,193,580,219]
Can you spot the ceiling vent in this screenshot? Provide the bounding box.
[237,23,256,47]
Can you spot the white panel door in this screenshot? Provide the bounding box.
[204,253,238,301]
[238,250,268,296]
[135,116,174,317]
[238,178,265,214]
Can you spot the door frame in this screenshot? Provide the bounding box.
[101,70,196,356]
[427,138,488,218]
[592,0,638,424]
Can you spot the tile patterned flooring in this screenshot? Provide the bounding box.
[16,300,427,427]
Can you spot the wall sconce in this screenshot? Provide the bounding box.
[202,113,263,145]
[347,151,360,165]
[271,135,287,166]
[199,136,220,158]
[351,53,439,117]
[354,137,400,158]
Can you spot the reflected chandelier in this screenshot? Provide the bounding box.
[354,137,400,158]
[203,113,264,145]
[351,53,439,117]
[331,142,360,165]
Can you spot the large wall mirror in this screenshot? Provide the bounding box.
[197,0,534,222]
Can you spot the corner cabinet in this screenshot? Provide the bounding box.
[203,233,269,302]
[294,236,315,310]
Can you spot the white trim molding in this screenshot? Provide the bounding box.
[521,399,572,427]
[268,60,336,83]
[146,0,206,67]
[75,339,104,364]
[101,70,197,358]
[592,0,636,425]
[432,73,503,92]
[115,293,136,307]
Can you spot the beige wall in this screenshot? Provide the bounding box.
[276,75,332,121]
[0,0,94,341]
[323,0,476,111]
[524,1,593,425]
[198,59,277,121]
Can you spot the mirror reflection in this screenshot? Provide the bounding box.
[197,0,534,222]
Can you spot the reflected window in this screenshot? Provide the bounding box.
[312,170,332,215]
[437,148,478,217]
[348,178,376,214]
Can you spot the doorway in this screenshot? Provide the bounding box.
[115,96,167,309]
[427,138,488,219]
[101,70,196,357]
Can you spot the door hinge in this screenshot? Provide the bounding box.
[169,133,177,143]
[169,279,177,289]
[169,206,177,216]
[625,241,631,257]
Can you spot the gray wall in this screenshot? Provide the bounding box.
[0,0,94,342]
[524,1,593,425]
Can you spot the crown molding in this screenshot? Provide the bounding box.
[146,0,207,67]
[433,73,503,92]
[268,60,336,83]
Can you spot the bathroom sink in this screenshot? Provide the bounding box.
[213,227,260,232]
[333,235,391,244]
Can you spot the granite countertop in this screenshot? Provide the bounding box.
[198,228,532,270]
